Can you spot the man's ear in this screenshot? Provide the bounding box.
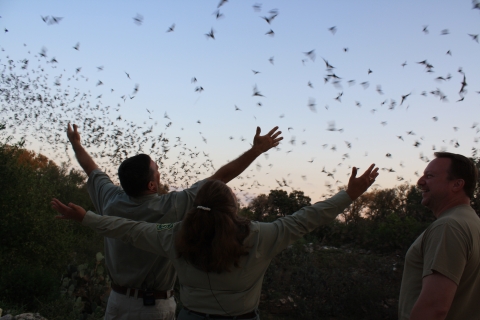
[452,179,465,192]
[147,180,156,192]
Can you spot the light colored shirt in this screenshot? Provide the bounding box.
[87,169,207,290]
[82,190,352,315]
[398,204,480,319]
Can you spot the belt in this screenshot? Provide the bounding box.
[110,283,174,299]
[184,307,256,319]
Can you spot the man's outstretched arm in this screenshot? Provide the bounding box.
[208,126,283,184]
[67,123,99,177]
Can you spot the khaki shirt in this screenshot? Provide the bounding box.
[398,205,480,319]
[87,169,207,291]
[82,190,352,315]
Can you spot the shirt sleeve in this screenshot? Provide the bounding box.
[174,179,208,220]
[87,169,124,215]
[82,211,176,258]
[422,222,468,285]
[257,190,352,258]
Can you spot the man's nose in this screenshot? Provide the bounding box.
[417,176,425,185]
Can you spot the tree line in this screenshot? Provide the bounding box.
[1,125,479,318]
[240,152,480,253]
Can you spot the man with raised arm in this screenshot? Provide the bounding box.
[399,152,480,320]
[52,164,379,319]
[66,123,282,320]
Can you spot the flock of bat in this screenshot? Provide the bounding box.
[1,1,480,203]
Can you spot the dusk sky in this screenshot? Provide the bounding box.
[1,0,479,203]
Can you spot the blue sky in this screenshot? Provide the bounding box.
[1,0,479,203]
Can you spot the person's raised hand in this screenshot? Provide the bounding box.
[252,126,283,153]
[345,164,379,200]
[67,123,81,146]
[51,198,86,222]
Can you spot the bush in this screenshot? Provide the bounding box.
[0,265,59,310]
[260,244,401,319]
[312,214,429,254]
[0,134,104,318]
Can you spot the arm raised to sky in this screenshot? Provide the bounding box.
[67,123,99,177]
[208,126,283,183]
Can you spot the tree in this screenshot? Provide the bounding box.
[247,189,311,222]
[340,191,371,224]
[366,188,402,221]
[404,185,434,222]
[246,193,269,221]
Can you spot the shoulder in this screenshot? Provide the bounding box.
[87,169,116,187]
[433,205,479,232]
[185,179,209,191]
[88,168,108,180]
[422,212,472,250]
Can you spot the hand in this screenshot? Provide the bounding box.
[67,123,81,147]
[51,198,86,222]
[345,164,379,201]
[252,126,283,153]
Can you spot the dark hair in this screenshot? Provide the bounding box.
[434,152,479,198]
[175,180,251,273]
[118,154,154,197]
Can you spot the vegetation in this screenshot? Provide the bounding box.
[0,130,104,319]
[1,126,479,319]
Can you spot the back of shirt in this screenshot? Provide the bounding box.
[87,169,206,290]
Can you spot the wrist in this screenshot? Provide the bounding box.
[71,142,83,151]
[345,189,357,201]
[250,145,264,157]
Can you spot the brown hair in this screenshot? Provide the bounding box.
[434,152,479,198]
[118,154,154,197]
[175,180,251,273]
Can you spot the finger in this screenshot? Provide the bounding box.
[266,126,279,136]
[68,202,80,210]
[350,167,358,179]
[67,123,72,133]
[51,198,61,208]
[73,124,78,134]
[271,131,282,139]
[255,126,261,138]
[361,164,375,177]
[52,198,70,214]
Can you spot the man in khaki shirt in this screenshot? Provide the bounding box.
[398,152,480,320]
[52,164,379,318]
[66,123,282,320]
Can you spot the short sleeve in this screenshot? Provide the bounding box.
[422,223,468,285]
[87,169,124,215]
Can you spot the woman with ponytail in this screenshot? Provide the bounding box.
[52,164,378,319]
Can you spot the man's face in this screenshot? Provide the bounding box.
[149,160,161,193]
[417,157,455,213]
